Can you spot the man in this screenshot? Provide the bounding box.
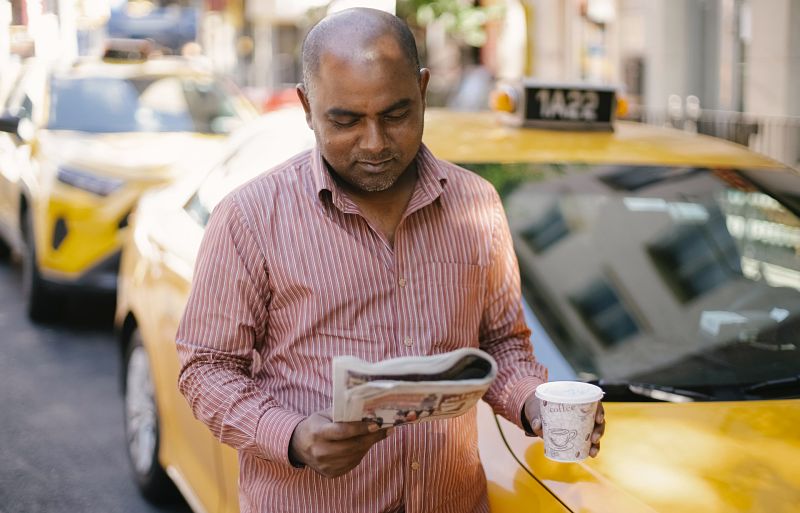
[177,7,605,513]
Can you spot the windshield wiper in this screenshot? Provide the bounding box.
[590,380,716,403]
[743,375,800,399]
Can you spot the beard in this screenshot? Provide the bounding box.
[356,169,402,192]
[326,150,409,193]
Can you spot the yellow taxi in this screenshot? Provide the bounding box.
[0,54,257,321]
[116,82,800,513]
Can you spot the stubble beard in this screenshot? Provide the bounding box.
[357,171,401,192]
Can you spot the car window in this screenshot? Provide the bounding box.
[3,62,42,120]
[0,60,24,112]
[47,75,253,134]
[464,162,800,398]
[184,133,294,227]
[185,113,315,226]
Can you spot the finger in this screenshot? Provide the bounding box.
[320,420,379,441]
[589,441,600,458]
[314,432,387,467]
[321,459,362,479]
[531,417,543,437]
[595,403,605,423]
[352,426,395,448]
[336,427,392,450]
[592,420,605,443]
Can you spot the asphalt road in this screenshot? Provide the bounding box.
[0,259,191,513]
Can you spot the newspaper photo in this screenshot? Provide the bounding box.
[332,348,497,428]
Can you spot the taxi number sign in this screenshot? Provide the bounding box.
[523,85,616,130]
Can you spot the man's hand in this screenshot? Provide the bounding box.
[524,393,606,457]
[289,410,393,478]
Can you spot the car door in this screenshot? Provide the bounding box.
[0,62,34,247]
[141,198,226,512]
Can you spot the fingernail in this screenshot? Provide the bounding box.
[368,423,379,432]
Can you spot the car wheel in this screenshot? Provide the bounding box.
[124,329,176,504]
[0,236,10,261]
[21,211,56,322]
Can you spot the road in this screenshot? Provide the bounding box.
[0,259,191,513]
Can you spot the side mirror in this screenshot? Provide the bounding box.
[0,115,20,134]
[0,116,34,142]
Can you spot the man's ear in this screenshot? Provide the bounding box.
[296,84,314,129]
[418,68,431,108]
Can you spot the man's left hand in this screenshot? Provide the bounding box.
[524,393,606,458]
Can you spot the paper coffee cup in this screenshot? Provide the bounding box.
[535,381,604,462]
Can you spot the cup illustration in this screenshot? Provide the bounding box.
[548,428,577,450]
[535,381,604,462]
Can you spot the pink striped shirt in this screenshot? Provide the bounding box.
[177,144,547,513]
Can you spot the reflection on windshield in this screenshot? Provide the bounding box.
[464,162,800,398]
[47,76,247,134]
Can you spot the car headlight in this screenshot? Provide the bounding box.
[57,166,125,196]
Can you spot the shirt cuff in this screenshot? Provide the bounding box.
[255,407,306,467]
[506,376,544,434]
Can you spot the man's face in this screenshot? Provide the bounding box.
[299,38,429,193]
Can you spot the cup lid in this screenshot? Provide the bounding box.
[535,381,604,404]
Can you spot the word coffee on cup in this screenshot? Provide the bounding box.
[535,381,604,462]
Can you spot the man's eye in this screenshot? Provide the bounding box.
[332,118,358,128]
[385,110,409,121]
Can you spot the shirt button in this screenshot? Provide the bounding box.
[411,461,420,471]
[398,277,407,287]
[403,337,413,347]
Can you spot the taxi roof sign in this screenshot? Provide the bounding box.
[493,80,618,131]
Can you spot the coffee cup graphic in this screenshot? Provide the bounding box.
[549,428,577,450]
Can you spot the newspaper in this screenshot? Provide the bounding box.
[332,348,497,428]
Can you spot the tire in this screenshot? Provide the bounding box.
[123,329,177,504]
[21,211,56,322]
[0,236,10,261]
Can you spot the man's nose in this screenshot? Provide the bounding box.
[359,119,388,154]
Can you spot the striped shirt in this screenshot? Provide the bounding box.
[177,144,547,513]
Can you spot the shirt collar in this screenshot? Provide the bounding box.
[311,143,448,212]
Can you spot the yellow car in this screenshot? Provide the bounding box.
[0,55,257,321]
[116,85,800,513]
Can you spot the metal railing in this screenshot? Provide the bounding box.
[626,104,800,170]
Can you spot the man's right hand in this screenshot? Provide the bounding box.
[288,410,393,478]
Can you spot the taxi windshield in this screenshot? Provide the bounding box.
[47,75,251,134]
[464,162,800,400]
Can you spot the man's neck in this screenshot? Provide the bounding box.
[332,163,419,246]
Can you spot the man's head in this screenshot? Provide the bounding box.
[297,8,430,194]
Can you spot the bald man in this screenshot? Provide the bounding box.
[177,8,604,513]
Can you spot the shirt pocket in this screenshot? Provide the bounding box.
[417,261,486,351]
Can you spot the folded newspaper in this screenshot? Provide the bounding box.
[332,348,497,428]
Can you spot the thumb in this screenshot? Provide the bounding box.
[531,417,543,437]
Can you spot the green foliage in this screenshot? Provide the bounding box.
[397,0,504,47]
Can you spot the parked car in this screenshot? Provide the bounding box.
[0,54,257,320]
[117,84,800,513]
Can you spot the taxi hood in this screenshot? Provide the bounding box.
[503,399,800,513]
[36,130,225,182]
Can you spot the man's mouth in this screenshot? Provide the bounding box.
[357,158,394,172]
